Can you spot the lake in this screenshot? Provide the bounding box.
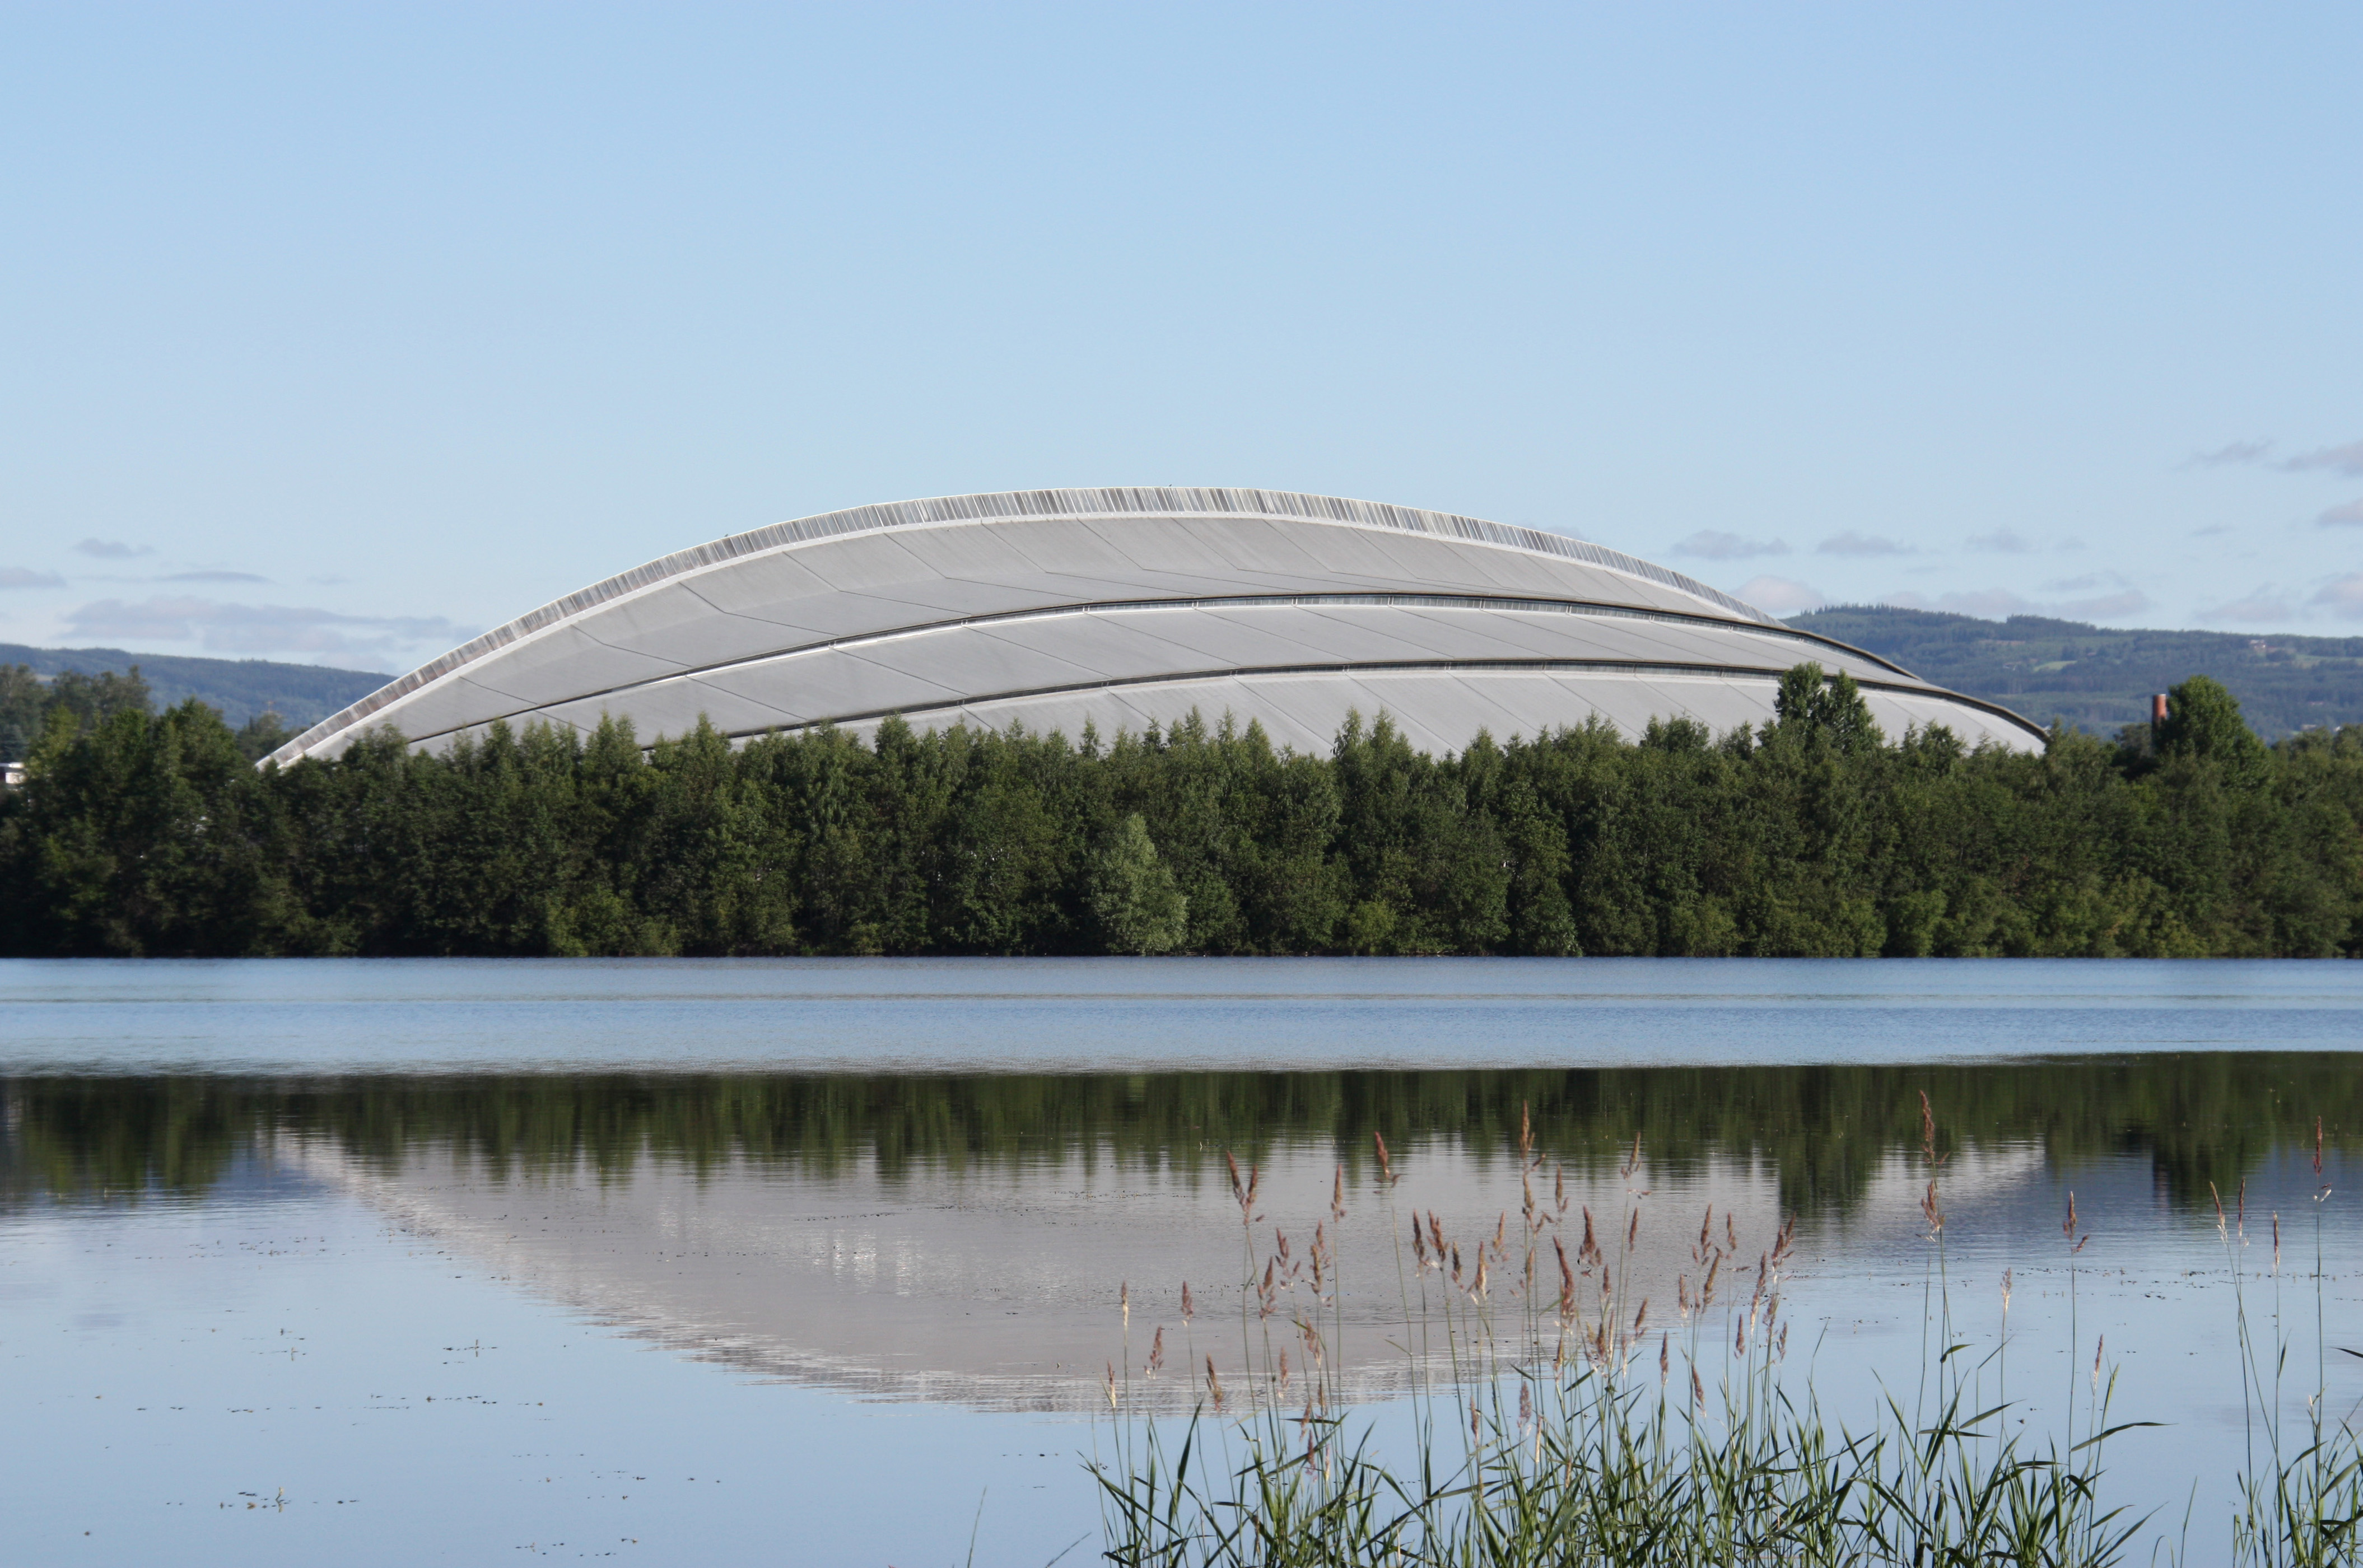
[3,958,2360,1564]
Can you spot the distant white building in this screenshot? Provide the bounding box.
[2,761,25,788]
[266,488,2043,766]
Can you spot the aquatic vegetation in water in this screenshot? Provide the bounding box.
[1090,1104,2363,1566]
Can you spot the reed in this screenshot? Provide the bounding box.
[1090,1103,2363,1566]
[2207,1121,2363,1567]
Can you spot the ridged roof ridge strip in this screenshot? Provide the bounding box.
[265,487,1775,766]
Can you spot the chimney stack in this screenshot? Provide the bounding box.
[2151,692,2168,742]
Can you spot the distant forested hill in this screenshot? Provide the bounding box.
[1788,607,2363,740]
[0,644,386,730]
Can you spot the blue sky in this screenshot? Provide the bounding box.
[3,3,2359,670]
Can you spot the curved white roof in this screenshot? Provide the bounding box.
[269,487,2044,764]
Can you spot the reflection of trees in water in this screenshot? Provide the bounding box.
[2,1055,2352,1215]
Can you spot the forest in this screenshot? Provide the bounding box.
[0,641,381,736]
[1791,603,2363,738]
[2,662,2359,959]
[5,1053,2342,1216]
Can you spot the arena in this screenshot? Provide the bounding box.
[268,487,2043,766]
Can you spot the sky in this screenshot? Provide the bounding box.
[3,2,2360,672]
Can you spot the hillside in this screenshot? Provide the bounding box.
[0,644,386,731]
[1789,606,2363,740]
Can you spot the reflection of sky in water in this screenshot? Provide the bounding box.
[5,957,2363,1562]
[0,1174,1098,1565]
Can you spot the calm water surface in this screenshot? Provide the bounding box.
[4,958,2362,1564]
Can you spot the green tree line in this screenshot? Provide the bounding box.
[1,661,291,764]
[6,1056,2351,1219]
[2,665,2359,958]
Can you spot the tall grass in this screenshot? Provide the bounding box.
[2210,1121,2363,1567]
[1092,1103,2362,1566]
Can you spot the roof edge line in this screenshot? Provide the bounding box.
[724,663,2043,747]
[265,488,1772,766]
[366,592,1938,752]
[336,657,2046,757]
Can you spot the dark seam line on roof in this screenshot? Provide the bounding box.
[263,489,1781,765]
[368,592,1931,750]
[628,659,2038,746]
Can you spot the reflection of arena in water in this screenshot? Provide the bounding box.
[282,1137,1798,1416]
[269,488,2041,765]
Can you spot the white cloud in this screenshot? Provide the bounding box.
[1816,530,1911,556]
[1965,529,2034,553]
[2190,523,2234,537]
[2190,439,2273,467]
[2317,499,2363,528]
[2199,587,2294,623]
[72,538,151,559]
[162,569,271,583]
[1736,575,1826,615]
[2286,440,2363,477]
[0,567,66,589]
[2053,589,2152,620]
[1671,530,1788,560]
[62,595,466,658]
[2314,574,2363,619]
[1880,585,2148,622]
[1927,588,2036,618]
